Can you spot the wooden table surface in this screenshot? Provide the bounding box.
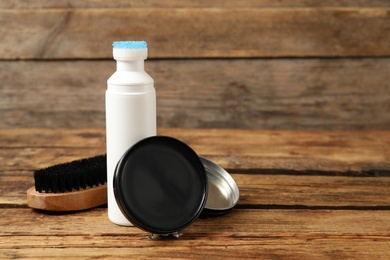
[1,128,390,259]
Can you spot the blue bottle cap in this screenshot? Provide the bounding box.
[113,41,147,49]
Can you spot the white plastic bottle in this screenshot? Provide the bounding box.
[106,41,156,226]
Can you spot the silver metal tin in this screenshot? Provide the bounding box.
[113,136,239,239]
[201,157,239,215]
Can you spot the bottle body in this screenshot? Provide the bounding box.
[106,62,156,226]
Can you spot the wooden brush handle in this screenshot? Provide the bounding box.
[27,185,107,211]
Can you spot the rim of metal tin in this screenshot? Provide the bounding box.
[113,136,208,235]
[200,157,240,215]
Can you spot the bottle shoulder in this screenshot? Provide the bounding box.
[107,71,154,86]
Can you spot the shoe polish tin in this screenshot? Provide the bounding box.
[201,156,239,216]
[113,136,239,238]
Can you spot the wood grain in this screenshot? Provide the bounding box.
[2,128,389,208]
[1,8,389,59]
[2,0,390,9]
[1,209,389,259]
[1,128,389,173]
[26,185,107,211]
[2,242,389,259]
[1,128,389,259]
[1,0,389,257]
[1,58,389,129]
[2,208,389,236]
[4,172,390,208]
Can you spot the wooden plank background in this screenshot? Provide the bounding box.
[0,1,389,129]
[1,128,390,258]
[2,128,390,207]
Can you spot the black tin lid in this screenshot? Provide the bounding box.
[113,136,208,235]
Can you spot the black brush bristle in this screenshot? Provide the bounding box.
[34,154,107,193]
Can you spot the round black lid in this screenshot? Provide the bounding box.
[113,136,208,234]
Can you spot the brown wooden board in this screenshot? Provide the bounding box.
[1,128,390,259]
[1,209,389,259]
[2,208,389,236]
[2,0,390,9]
[1,59,389,129]
[2,128,389,207]
[1,128,389,174]
[1,7,389,59]
[3,171,390,208]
